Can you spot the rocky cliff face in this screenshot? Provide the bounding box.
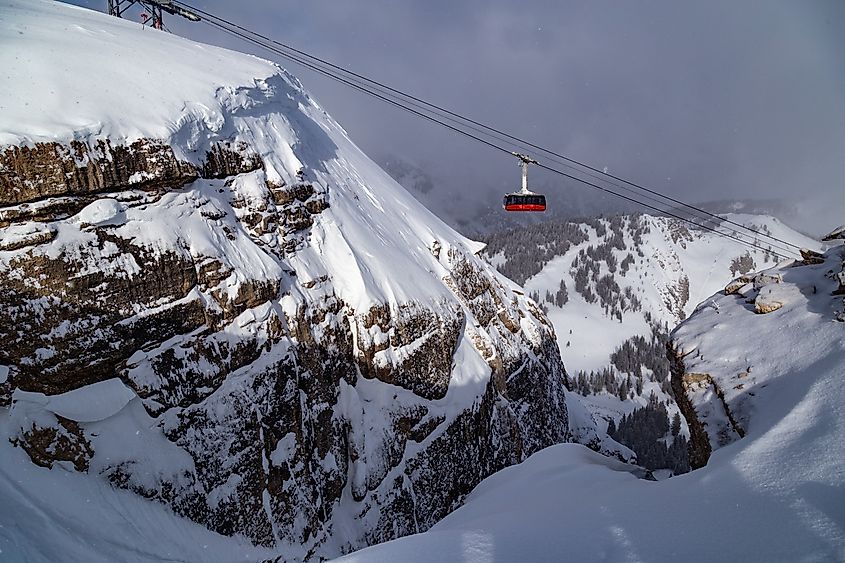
[0,142,570,557]
[0,3,578,559]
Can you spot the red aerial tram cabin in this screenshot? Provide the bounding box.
[503,152,546,212]
[503,192,546,212]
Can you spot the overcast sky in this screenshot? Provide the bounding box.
[67,0,844,233]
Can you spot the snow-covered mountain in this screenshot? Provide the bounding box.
[0,1,613,560]
[336,233,845,563]
[481,212,821,472]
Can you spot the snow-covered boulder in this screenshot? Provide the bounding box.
[724,271,791,314]
[754,283,788,313]
[724,275,753,295]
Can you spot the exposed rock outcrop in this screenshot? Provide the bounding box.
[201,140,263,179]
[0,139,198,204]
[10,414,93,472]
[833,261,845,296]
[667,346,713,469]
[800,248,825,265]
[822,225,845,241]
[0,138,265,207]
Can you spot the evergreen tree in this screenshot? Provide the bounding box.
[618,380,629,401]
[608,399,688,474]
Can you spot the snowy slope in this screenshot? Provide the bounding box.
[0,408,276,562]
[0,1,588,560]
[671,242,845,460]
[517,214,820,373]
[485,214,821,437]
[336,242,845,563]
